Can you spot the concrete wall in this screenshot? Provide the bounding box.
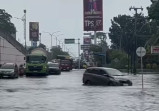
[0,36,26,67]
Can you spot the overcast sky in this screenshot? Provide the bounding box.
[1,0,151,57]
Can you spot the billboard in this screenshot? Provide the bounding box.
[81,44,91,50]
[151,46,159,54]
[29,22,39,41]
[83,0,103,31]
[83,36,91,44]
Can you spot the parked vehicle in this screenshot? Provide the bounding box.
[25,48,48,76]
[48,62,61,75]
[0,63,18,79]
[60,60,72,71]
[57,55,73,71]
[83,67,132,86]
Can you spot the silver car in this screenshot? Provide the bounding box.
[83,67,132,86]
[0,63,19,79]
[48,62,61,75]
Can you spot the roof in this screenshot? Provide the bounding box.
[0,31,27,55]
[31,48,48,57]
[87,67,114,70]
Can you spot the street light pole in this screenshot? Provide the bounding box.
[53,34,63,46]
[43,31,60,49]
[23,10,26,49]
[15,10,27,49]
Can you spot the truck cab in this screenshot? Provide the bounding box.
[25,48,48,76]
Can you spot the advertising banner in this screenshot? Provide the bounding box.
[29,22,39,41]
[83,36,91,44]
[83,0,103,31]
[81,44,91,50]
[151,46,159,54]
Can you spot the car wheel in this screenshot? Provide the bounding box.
[127,81,132,86]
[11,75,16,79]
[15,74,19,78]
[85,80,92,85]
[58,71,61,75]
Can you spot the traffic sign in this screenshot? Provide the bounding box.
[83,33,91,35]
[64,39,75,44]
[136,47,146,57]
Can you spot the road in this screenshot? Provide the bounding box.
[0,69,159,111]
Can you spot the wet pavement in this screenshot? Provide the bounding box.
[0,69,159,111]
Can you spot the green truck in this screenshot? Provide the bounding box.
[25,48,48,76]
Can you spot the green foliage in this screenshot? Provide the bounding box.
[0,9,16,34]
[108,50,128,69]
[146,64,151,69]
[152,63,158,69]
[50,46,69,59]
[148,1,159,23]
[89,44,102,66]
[109,14,157,54]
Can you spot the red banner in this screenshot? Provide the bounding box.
[29,22,39,41]
[83,0,103,31]
[83,36,91,44]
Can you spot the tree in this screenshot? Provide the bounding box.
[50,46,69,59]
[89,44,102,66]
[0,9,16,34]
[107,49,128,69]
[148,1,159,23]
[109,14,157,54]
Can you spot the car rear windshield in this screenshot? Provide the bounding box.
[106,68,124,76]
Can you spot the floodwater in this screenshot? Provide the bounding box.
[0,70,159,111]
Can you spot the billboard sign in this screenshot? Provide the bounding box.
[31,41,37,47]
[83,36,91,44]
[151,46,159,54]
[64,39,75,44]
[81,44,91,50]
[29,22,39,41]
[83,0,103,31]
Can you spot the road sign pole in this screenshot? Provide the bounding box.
[141,56,144,90]
[136,47,146,91]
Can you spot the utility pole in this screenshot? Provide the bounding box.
[129,6,143,74]
[78,38,80,69]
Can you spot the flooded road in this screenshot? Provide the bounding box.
[0,69,159,111]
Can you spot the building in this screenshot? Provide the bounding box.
[0,31,27,67]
